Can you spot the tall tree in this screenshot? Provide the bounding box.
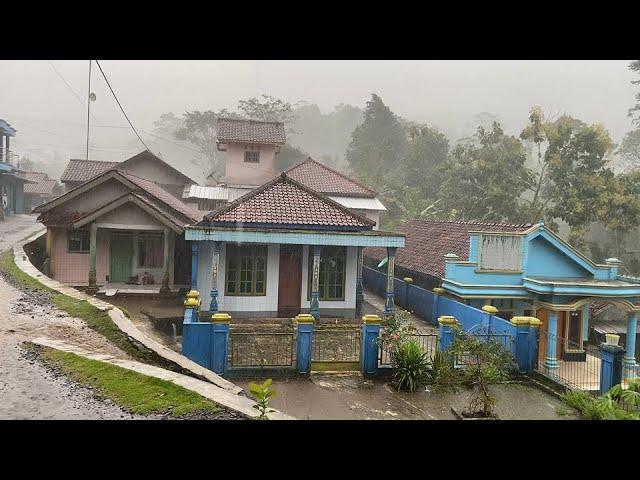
[438,122,532,222]
[544,116,615,248]
[345,94,408,188]
[618,129,640,171]
[403,124,449,200]
[628,61,640,126]
[237,94,298,132]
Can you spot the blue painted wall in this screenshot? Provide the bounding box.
[526,236,591,278]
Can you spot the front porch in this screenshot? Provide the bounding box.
[187,228,405,320]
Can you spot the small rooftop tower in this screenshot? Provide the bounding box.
[216,117,286,187]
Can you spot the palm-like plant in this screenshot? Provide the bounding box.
[391,340,430,392]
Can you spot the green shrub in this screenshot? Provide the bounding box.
[392,340,430,392]
[427,350,458,392]
[561,388,638,420]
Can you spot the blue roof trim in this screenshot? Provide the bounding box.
[186,227,405,248]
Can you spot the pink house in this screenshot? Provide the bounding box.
[33,168,202,293]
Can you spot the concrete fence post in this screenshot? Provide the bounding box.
[600,343,625,395]
[182,290,212,368]
[511,316,533,374]
[481,305,498,332]
[438,315,458,365]
[295,314,314,374]
[211,313,231,375]
[432,287,445,325]
[361,314,381,376]
[529,317,542,373]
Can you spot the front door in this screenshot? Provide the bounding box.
[278,245,302,318]
[110,232,133,283]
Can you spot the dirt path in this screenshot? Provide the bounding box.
[0,215,141,419]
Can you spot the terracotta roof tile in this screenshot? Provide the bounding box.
[60,159,119,183]
[206,173,374,228]
[119,171,202,222]
[216,117,286,144]
[24,179,58,195]
[365,219,533,281]
[285,157,378,198]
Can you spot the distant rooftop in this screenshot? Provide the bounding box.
[365,219,535,281]
[285,157,378,198]
[0,119,16,137]
[60,159,119,183]
[216,117,286,145]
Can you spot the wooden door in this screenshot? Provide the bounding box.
[110,232,133,283]
[278,245,302,318]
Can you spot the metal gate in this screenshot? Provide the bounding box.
[312,327,361,371]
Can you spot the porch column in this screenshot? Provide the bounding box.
[624,312,638,381]
[160,228,170,293]
[544,310,559,374]
[310,245,321,319]
[355,246,364,316]
[190,241,199,290]
[384,247,396,316]
[5,136,10,162]
[88,223,97,292]
[209,241,221,313]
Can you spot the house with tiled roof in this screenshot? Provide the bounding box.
[364,218,640,374]
[21,171,63,211]
[186,116,388,226]
[186,172,404,318]
[33,168,203,294]
[60,150,196,199]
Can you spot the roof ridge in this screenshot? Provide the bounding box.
[217,116,284,126]
[406,218,534,228]
[285,157,379,197]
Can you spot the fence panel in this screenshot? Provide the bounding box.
[379,331,439,366]
[406,283,435,323]
[312,327,361,363]
[455,334,515,366]
[229,331,295,368]
[535,330,601,393]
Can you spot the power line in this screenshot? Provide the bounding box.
[94,60,152,153]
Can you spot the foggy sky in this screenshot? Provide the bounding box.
[1,60,637,173]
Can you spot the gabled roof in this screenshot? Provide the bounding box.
[119,150,196,185]
[365,219,534,280]
[285,157,378,198]
[59,151,196,185]
[205,172,375,229]
[34,169,202,226]
[216,117,286,144]
[60,159,119,183]
[22,171,49,183]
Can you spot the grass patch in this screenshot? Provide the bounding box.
[39,347,220,417]
[1,249,178,370]
[0,249,53,293]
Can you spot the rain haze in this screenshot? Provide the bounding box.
[0,60,636,181]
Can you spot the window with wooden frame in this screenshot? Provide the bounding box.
[67,229,90,253]
[307,246,346,301]
[138,232,164,268]
[225,244,267,296]
[244,144,261,163]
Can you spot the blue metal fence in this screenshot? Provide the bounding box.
[363,265,517,338]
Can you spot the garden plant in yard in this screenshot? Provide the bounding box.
[562,380,640,420]
[249,378,276,420]
[391,340,430,392]
[449,330,517,418]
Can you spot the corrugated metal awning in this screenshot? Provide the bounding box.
[328,195,387,211]
[182,184,229,201]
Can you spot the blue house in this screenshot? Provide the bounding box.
[365,219,640,380]
[0,118,29,217]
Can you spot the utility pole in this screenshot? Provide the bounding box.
[86,60,92,161]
